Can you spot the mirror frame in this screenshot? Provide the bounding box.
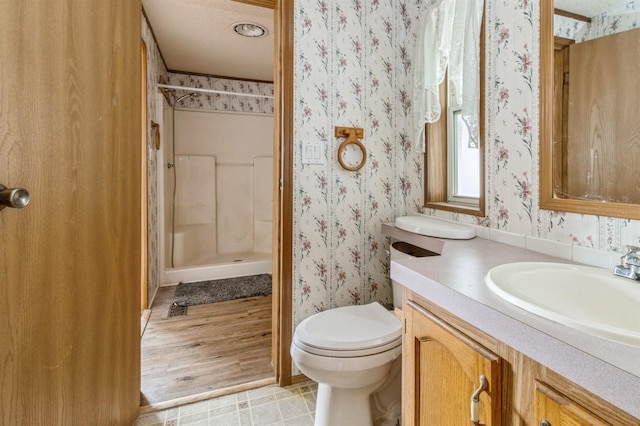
[540,0,640,220]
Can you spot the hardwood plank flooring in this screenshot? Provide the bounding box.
[140,286,274,406]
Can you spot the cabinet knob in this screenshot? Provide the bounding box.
[540,421,551,426]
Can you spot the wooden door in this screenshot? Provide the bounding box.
[403,301,502,426]
[565,28,640,203]
[0,2,141,424]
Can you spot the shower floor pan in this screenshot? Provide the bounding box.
[163,252,272,285]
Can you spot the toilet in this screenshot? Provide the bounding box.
[291,301,402,426]
[291,216,475,426]
[290,243,424,426]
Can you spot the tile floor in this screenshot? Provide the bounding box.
[135,381,317,426]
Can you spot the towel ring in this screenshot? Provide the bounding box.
[336,127,366,172]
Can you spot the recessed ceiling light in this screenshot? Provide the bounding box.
[232,22,267,38]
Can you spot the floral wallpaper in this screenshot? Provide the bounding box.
[166,73,274,114]
[143,15,168,304]
[555,1,640,40]
[291,0,423,326]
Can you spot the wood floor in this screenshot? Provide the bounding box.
[140,286,274,406]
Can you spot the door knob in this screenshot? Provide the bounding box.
[0,184,30,210]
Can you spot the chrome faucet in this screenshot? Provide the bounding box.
[613,245,640,280]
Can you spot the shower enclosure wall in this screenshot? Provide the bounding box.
[161,105,273,285]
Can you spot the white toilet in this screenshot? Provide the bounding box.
[291,216,475,425]
[291,301,402,426]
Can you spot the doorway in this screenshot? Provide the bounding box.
[140,0,294,410]
[140,89,276,408]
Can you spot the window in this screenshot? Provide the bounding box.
[423,12,485,217]
[424,84,484,216]
[447,106,480,206]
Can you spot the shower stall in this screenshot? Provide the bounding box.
[158,89,273,285]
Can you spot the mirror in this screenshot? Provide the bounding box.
[540,0,640,219]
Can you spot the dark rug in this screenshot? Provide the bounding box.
[173,274,272,307]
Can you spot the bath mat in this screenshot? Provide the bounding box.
[173,274,272,307]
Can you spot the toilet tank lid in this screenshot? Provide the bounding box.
[295,302,401,351]
[395,215,476,240]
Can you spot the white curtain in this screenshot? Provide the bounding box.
[413,0,456,152]
[413,0,484,152]
[460,0,484,149]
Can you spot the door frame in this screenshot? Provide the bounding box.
[141,40,149,310]
[143,0,295,386]
[272,0,294,386]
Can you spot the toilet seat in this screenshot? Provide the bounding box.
[293,334,401,357]
[293,302,401,358]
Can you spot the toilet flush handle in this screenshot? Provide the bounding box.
[0,184,30,211]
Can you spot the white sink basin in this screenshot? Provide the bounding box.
[485,262,640,347]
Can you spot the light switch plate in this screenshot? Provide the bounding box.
[302,140,325,164]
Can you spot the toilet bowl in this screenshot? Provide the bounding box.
[291,302,402,426]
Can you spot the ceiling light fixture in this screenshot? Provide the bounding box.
[232,22,267,38]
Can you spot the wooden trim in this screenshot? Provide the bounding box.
[478,21,486,217]
[271,0,282,384]
[141,40,149,310]
[291,374,310,384]
[139,377,277,414]
[554,36,574,49]
[540,0,555,214]
[540,193,640,220]
[554,8,591,23]
[166,68,274,85]
[272,0,294,386]
[424,79,448,204]
[540,0,640,220]
[424,201,485,217]
[232,0,276,9]
[140,309,151,336]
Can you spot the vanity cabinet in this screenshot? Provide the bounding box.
[402,291,640,426]
[402,299,502,425]
[535,381,608,425]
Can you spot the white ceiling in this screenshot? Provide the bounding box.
[555,0,627,18]
[142,0,274,81]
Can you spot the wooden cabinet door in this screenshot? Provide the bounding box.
[535,381,610,426]
[0,2,141,424]
[403,300,502,426]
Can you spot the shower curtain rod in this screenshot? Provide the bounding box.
[157,83,274,100]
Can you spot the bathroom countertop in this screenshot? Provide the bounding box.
[390,235,640,419]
